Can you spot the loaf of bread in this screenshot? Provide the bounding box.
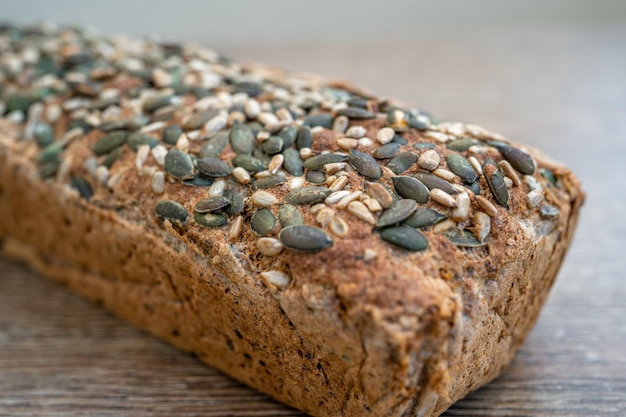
[0,24,584,416]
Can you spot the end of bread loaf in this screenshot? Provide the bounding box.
[0,23,583,417]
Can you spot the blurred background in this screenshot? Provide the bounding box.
[1,1,625,415]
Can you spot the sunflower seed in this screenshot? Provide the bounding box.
[376,127,396,144]
[445,229,486,247]
[194,196,230,213]
[337,191,364,210]
[251,209,276,235]
[151,171,165,194]
[347,201,376,224]
[473,211,491,242]
[252,190,279,207]
[288,176,305,190]
[432,219,456,234]
[324,190,350,205]
[260,270,291,290]
[183,109,219,130]
[387,109,408,132]
[162,124,183,145]
[380,226,428,252]
[135,144,150,170]
[467,156,483,176]
[412,172,458,194]
[279,225,333,252]
[324,162,347,175]
[232,154,265,172]
[491,142,536,175]
[499,159,521,187]
[366,182,394,209]
[363,198,383,212]
[475,195,498,217]
[391,176,429,203]
[256,237,284,257]
[316,207,336,227]
[284,186,331,205]
[296,126,313,149]
[387,152,418,174]
[430,188,457,208]
[417,149,440,171]
[164,149,194,180]
[337,138,358,150]
[451,192,471,220]
[93,131,127,155]
[333,115,350,133]
[373,143,401,159]
[303,113,333,128]
[446,154,478,183]
[540,204,559,219]
[194,212,228,228]
[483,160,509,209]
[527,189,543,207]
[376,199,418,227]
[155,200,188,225]
[446,137,481,151]
[402,208,446,228]
[432,168,456,182]
[303,153,349,170]
[346,125,367,139]
[207,179,226,196]
[363,248,378,261]
[329,175,349,192]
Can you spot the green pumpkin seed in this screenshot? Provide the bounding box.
[446,137,481,151]
[380,226,428,252]
[38,159,61,179]
[490,142,535,175]
[414,142,436,150]
[278,204,304,227]
[229,120,255,155]
[93,131,127,155]
[253,175,285,190]
[337,107,375,119]
[162,124,183,145]
[165,149,195,180]
[387,108,408,132]
[143,94,173,113]
[540,168,558,187]
[446,154,478,183]
[199,130,229,158]
[391,176,429,203]
[278,125,297,148]
[251,208,276,235]
[376,199,418,228]
[128,132,159,151]
[412,172,458,195]
[6,93,31,112]
[407,113,430,130]
[349,149,382,180]
[182,176,213,187]
[392,134,408,145]
[279,225,333,252]
[373,143,401,159]
[261,135,284,155]
[183,109,219,130]
[97,120,128,132]
[33,123,54,148]
[69,177,93,200]
[445,229,486,247]
[387,152,418,174]
[194,212,228,228]
[233,81,263,97]
[38,141,64,163]
[306,170,326,184]
[194,196,230,213]
[402,208,446,228]
[303,113,333,128]
[296,126,313,149]
[102,146,124,168]
[540,204,559,219]
[232,154,266,172]
[464,182,481,195]
[196,157,232,177]
[223,190,244,216]
[303,153,348,170]
[282,148,304,176]
[155,200,188,225]
[284,186,331,205]
[483,160,509,209]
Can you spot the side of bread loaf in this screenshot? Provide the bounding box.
[0,24,583,417]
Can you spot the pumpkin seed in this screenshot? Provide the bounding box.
[162,124,183,145]
[194,196,230,213]
[490,142,536,175]
[223,190,244,215]
[373,143,401,159]
[165,149,195,180]
[303,153,348,170]
[101,146,124,168]
[392,134,407,145]
[306,170,326,184]
[402,208,446,228]
[278,125,297,148]
[194,212,228,228]
[284,186,331,205]
[446,137,481,151]
[97,120,127,132]
[414,142,436,150]
[386,152,418,174]
[412,172,458,195]
[464,182,481,195]
[69,177,93,200]
[296,126,313,149]
[38,159,61,179]
[182,176,213,187]
[483,160,509,209]
[337,107,375,119]
[232,154,265,172]
[391,176,430,203]
[445,229,486,247]
[282,148,304,176]
[196,156,232,177]
[303,113,333,128]
[128,132,159,151]
[278,204,305,227]
[279,225,333,252]
[33,123,54,147]
[233,81,263,97]
[199,130,229,158]
[349,149,382,180]
[376,199,418,228]
[93,131,127,155]
[540,168,558,187]
[183,109,219,131]
[407,113,430,130]
[229,120,255,155]
[155,200,188,225]
[446,154,478,183]
[251,208,276,235]
[142,93,172,113]
[261,135,284,155]
[540,204,559,219]
[253,175,285,190]
[380,226,428,252]
[38,141,64,163]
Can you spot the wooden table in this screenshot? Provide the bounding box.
[2,27,625,416]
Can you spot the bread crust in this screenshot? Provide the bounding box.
[0,25,584,417]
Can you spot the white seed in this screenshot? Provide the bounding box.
[417,149,441,171]
[140,121,167,133]
[176,134,190,151]
[232,166,251,184]
[469,145,498,155]
[451,192,471,220]
[151,145,168,166]
[229,215,243,241]
[366,182,394,209]
[333,115,349,133]
[325,190,351,205]
[135,144,150,171]
[363,248,378,262]
[56,156,72,183]
[252,190,278,207]
[358,137,374,147]
[325,175,337,186]
[504,177,513,188]
[499,160,521,187]
[337,191,363,210]
[276,107,293,123]
[84,157,98,177]
[96,166,109,185]
[473,211,491,242]
[432,219,456,234]
[205,112,228,132]
[107,171,124,189]
[316,207,336,227]
[258,111,279,127]
[430,188,458,208]
[346,125,367,139]
[141,166,157,177]
[255,170,273,179]
[228,111,246,126]
[324,162,346,174]
[152,68,172,87]
[476,195,498,217]
[260,271,291,291]
[423,131,450,143]
[468,156,483,176]
[381,166,397,179]
[329,217,349,237]
[432,168,456,181]
[363,198,383,212]
[525,175,542,192]
[151,171,165,194]
[337,138,358,150]
[376,127,395,144]
[310,203,326,214]
[299,147,314,159]
[266,121,288,134]
[269,154,284,174]
[45,104,62,123]
[288,176,305,190]
[347,201,376,224]
[257,238,284,257]
[329,175,349,192]
[208,179,226,196]
[527,189,544,207]
[244,99,261,119]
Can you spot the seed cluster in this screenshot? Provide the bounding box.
[0,24,562,258]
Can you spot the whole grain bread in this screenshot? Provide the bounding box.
[0,24,583,416]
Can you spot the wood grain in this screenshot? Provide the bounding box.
[1,27,625,416]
